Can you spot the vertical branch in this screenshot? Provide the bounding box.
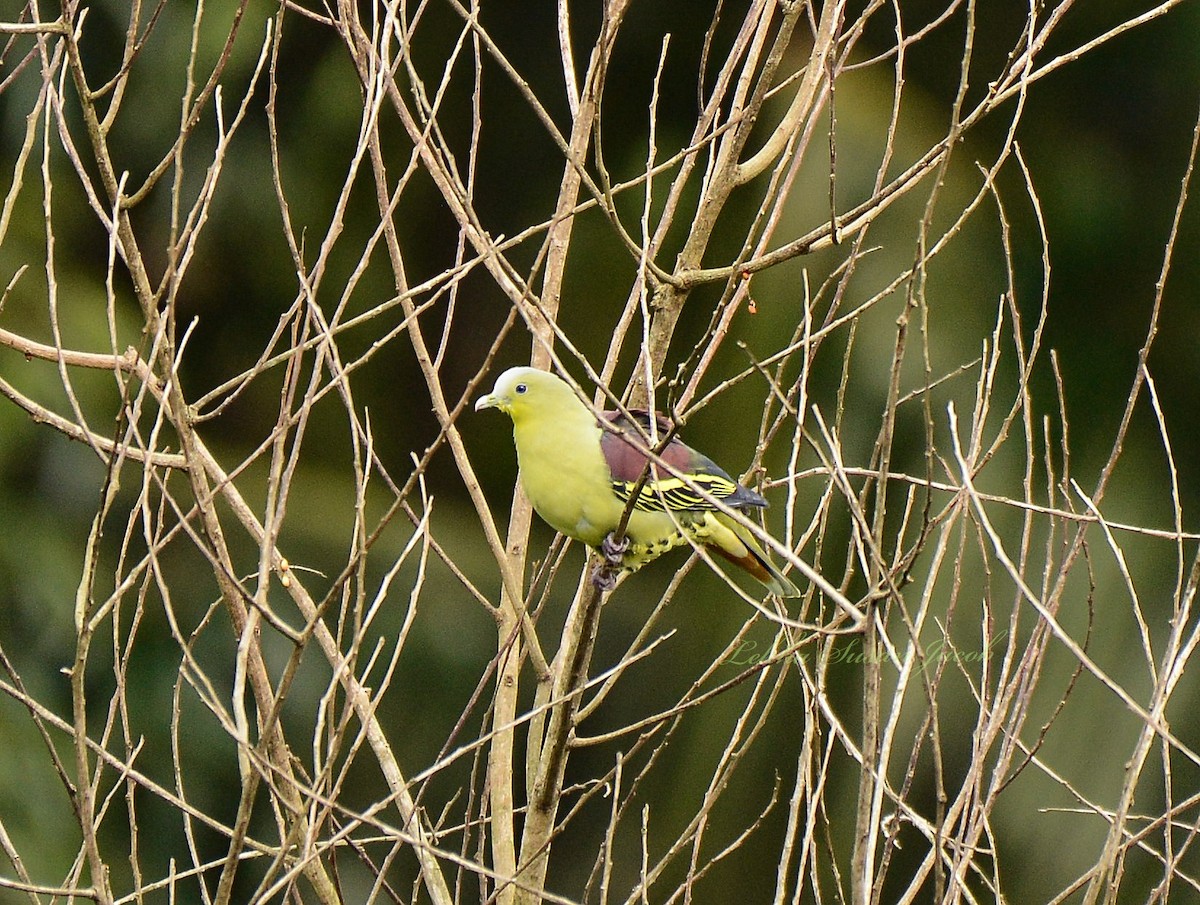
[513,573,606,904]
[630,0,813,406]
[505,5,628,902]
[51,5,343,902]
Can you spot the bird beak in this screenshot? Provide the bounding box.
[474,392,500,412]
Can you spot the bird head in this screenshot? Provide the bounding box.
[474,367,580,426]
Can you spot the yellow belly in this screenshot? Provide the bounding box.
[515,419,623,546]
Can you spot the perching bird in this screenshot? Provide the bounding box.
[475,367,801,596]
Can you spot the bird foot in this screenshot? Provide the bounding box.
[591,562,619,593]
[601,532,629,568]
[591,533,629,592]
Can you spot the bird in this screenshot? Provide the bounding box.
[475,366,801,596]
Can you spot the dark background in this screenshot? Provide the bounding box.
[1,1,1199,901]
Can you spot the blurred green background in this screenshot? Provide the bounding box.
[2,1,1200,901]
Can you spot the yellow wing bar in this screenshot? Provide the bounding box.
[611,473,739,513]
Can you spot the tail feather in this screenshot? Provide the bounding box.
[709,515,802,597]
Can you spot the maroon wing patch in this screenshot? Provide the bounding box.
[598,410,767,512]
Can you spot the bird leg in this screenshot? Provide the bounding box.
[591,532,629,592]
[601,532,629,567]
[591,562,619,592]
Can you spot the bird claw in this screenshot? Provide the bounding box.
[592,533,628,592]
[601,532,629,568]
[591,563,619,592]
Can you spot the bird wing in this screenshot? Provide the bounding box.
[599,410,767,514]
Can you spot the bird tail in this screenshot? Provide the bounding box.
[711,515,802,597]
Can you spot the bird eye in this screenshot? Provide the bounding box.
[515,383,527,394]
